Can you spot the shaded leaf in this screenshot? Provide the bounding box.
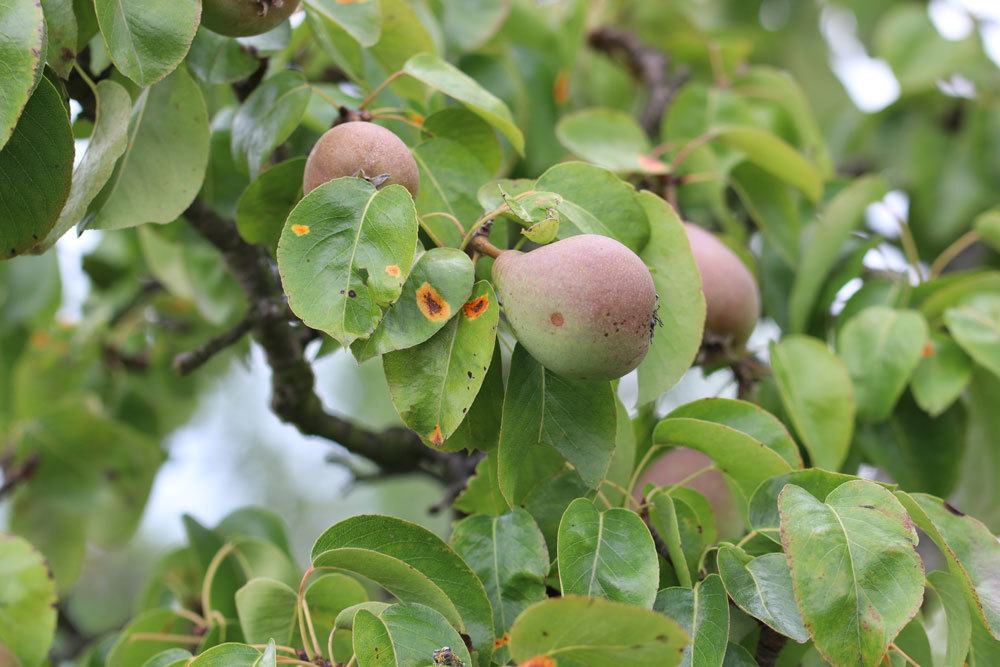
[715,127,822,202]
[926,570,972,667]
[0,0,45,149]
[716,544,808,643]
[41,0,78,78]
[107,609,197,667]
[0,534,57,667]
[911,330,973,416]
[303,0,380,47]
[556,108,667,174]
[945,294,1000,381]
[413,137,492,227]
[654,575,730,667]
[235,578,297,645]
[235,158,305,251]
[186,28,260,84]
[231,70,311,177]
[353,603,472,667]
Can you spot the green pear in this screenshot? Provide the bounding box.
[202,0,300,37]
[492,234,657,380]
[684,223,760,347]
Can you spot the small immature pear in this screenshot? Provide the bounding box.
[684,223,760,347]
[303,121,419,197]
[201,0,300,38]
[492,234,657,380]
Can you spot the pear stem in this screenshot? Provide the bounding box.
[469,234,503,258]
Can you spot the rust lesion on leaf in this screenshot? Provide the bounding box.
[385,264,401,277]
[553,69,570,105]
[493,632,511,649]
[518,657,557,667]
[921,341,935,358]
[291,224,310,236]
[428,424,444,447]
[417,283,450,321]
[463,294,490,320]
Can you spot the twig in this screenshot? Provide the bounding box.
[588,27,689,137]
[639,505,675,568]
[755,624,787,667]
[172,312,256,375]
[0,453,40,500]
[930,230,980,278]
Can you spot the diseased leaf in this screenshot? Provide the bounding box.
[911,331,973,416]
[278,179,418,346]
[41,0,78,78]
[778,481,924,666]
[557,499,659,608]
[0,0,45,149]
[0,534,58,667]
[383,281,499,446]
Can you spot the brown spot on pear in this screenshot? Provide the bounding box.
[492,234,656,380]
[201,0,300,37]
[303,121,419,197]
[684,223,760,347]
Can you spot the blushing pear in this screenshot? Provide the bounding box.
[492,234,657,380]
[684,223,760,347]
[303,122,419,197]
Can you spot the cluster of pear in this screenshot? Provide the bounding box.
[299,121,760,382]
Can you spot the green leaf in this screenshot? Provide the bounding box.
[911,331,973,416]
[94,0,199,86]
[441,345,504,452]
[413,137,492,227]
[925,570,972,667]
[440,0,509,52]
[634,192,706,404]
[217,507,292,556]
[974,208,1000,253]
[0,77,73,259]
[188,643,262,666]
[715,127,822,202]
[895,491,1000,640]
[556,108,667,174]
[451,510,548,661]
[41,79,131,248]
[0,0,44,149]
[557,499,658,608]
[837,307,928,422]
[231,70,311,177]
[716,544,809,643]
[351,247,474,361]
[954,371,1000,530]
[536,161,650,252]
[107,609,197,667]
[508,596,689,667]
[235,158,305,250]
[653,575,730,667]
[303,0,381,47]
[87,67,209,231]
[186,28,260,84]
[497,344,617,503]
[41,0,78,78]
[652,414,793,499]
[278,179,418,346]
[310,515,494,664]
[646,490,703,587]
[778,480,924,666]
[141,648,194,667]
[769,335,855,470]
[453,452,507,515]
[945,294,1000,381]
[788,175,888,332]
[667,398,803,469]
[730,162,801,266]
[855,392,966,497]
[422,108,502,175]
[353,603,472,667]
[748,468,859,543]
[403,52,524,154]
[304,573,368,660]
[384,280,499,446]
[0,534,57,667]
[235,578,297,645]
[370,0,437,101]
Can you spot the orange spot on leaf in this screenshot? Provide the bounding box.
[494,633,511,649]
[408,112,424,126]
[518,657,557,667]
[922,342,935,358]
[416,283,450,321]
[637,154,668,174]
[549,312,564,326]
[385,264,401,277]
[429,424,444,447]
[463,294,490,320]
[553,70,570,105]
[30,330,51,349]
[292,224,310,236]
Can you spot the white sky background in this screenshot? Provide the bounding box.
[31,0,1000,548]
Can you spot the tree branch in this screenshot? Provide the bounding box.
[588,27,689,138]
[173,312,256,375]
[182,200,436,475]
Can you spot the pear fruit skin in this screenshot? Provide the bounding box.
[303,121,419,197]
[492,234,657,380]
[202,0,300,37]
[684,223,760,346]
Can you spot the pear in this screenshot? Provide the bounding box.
[303,122,419,197]
[202,0,300,38]
[492,234,657,380]
[684,223,760,347]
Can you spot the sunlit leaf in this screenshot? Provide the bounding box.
[94,0,199,86]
